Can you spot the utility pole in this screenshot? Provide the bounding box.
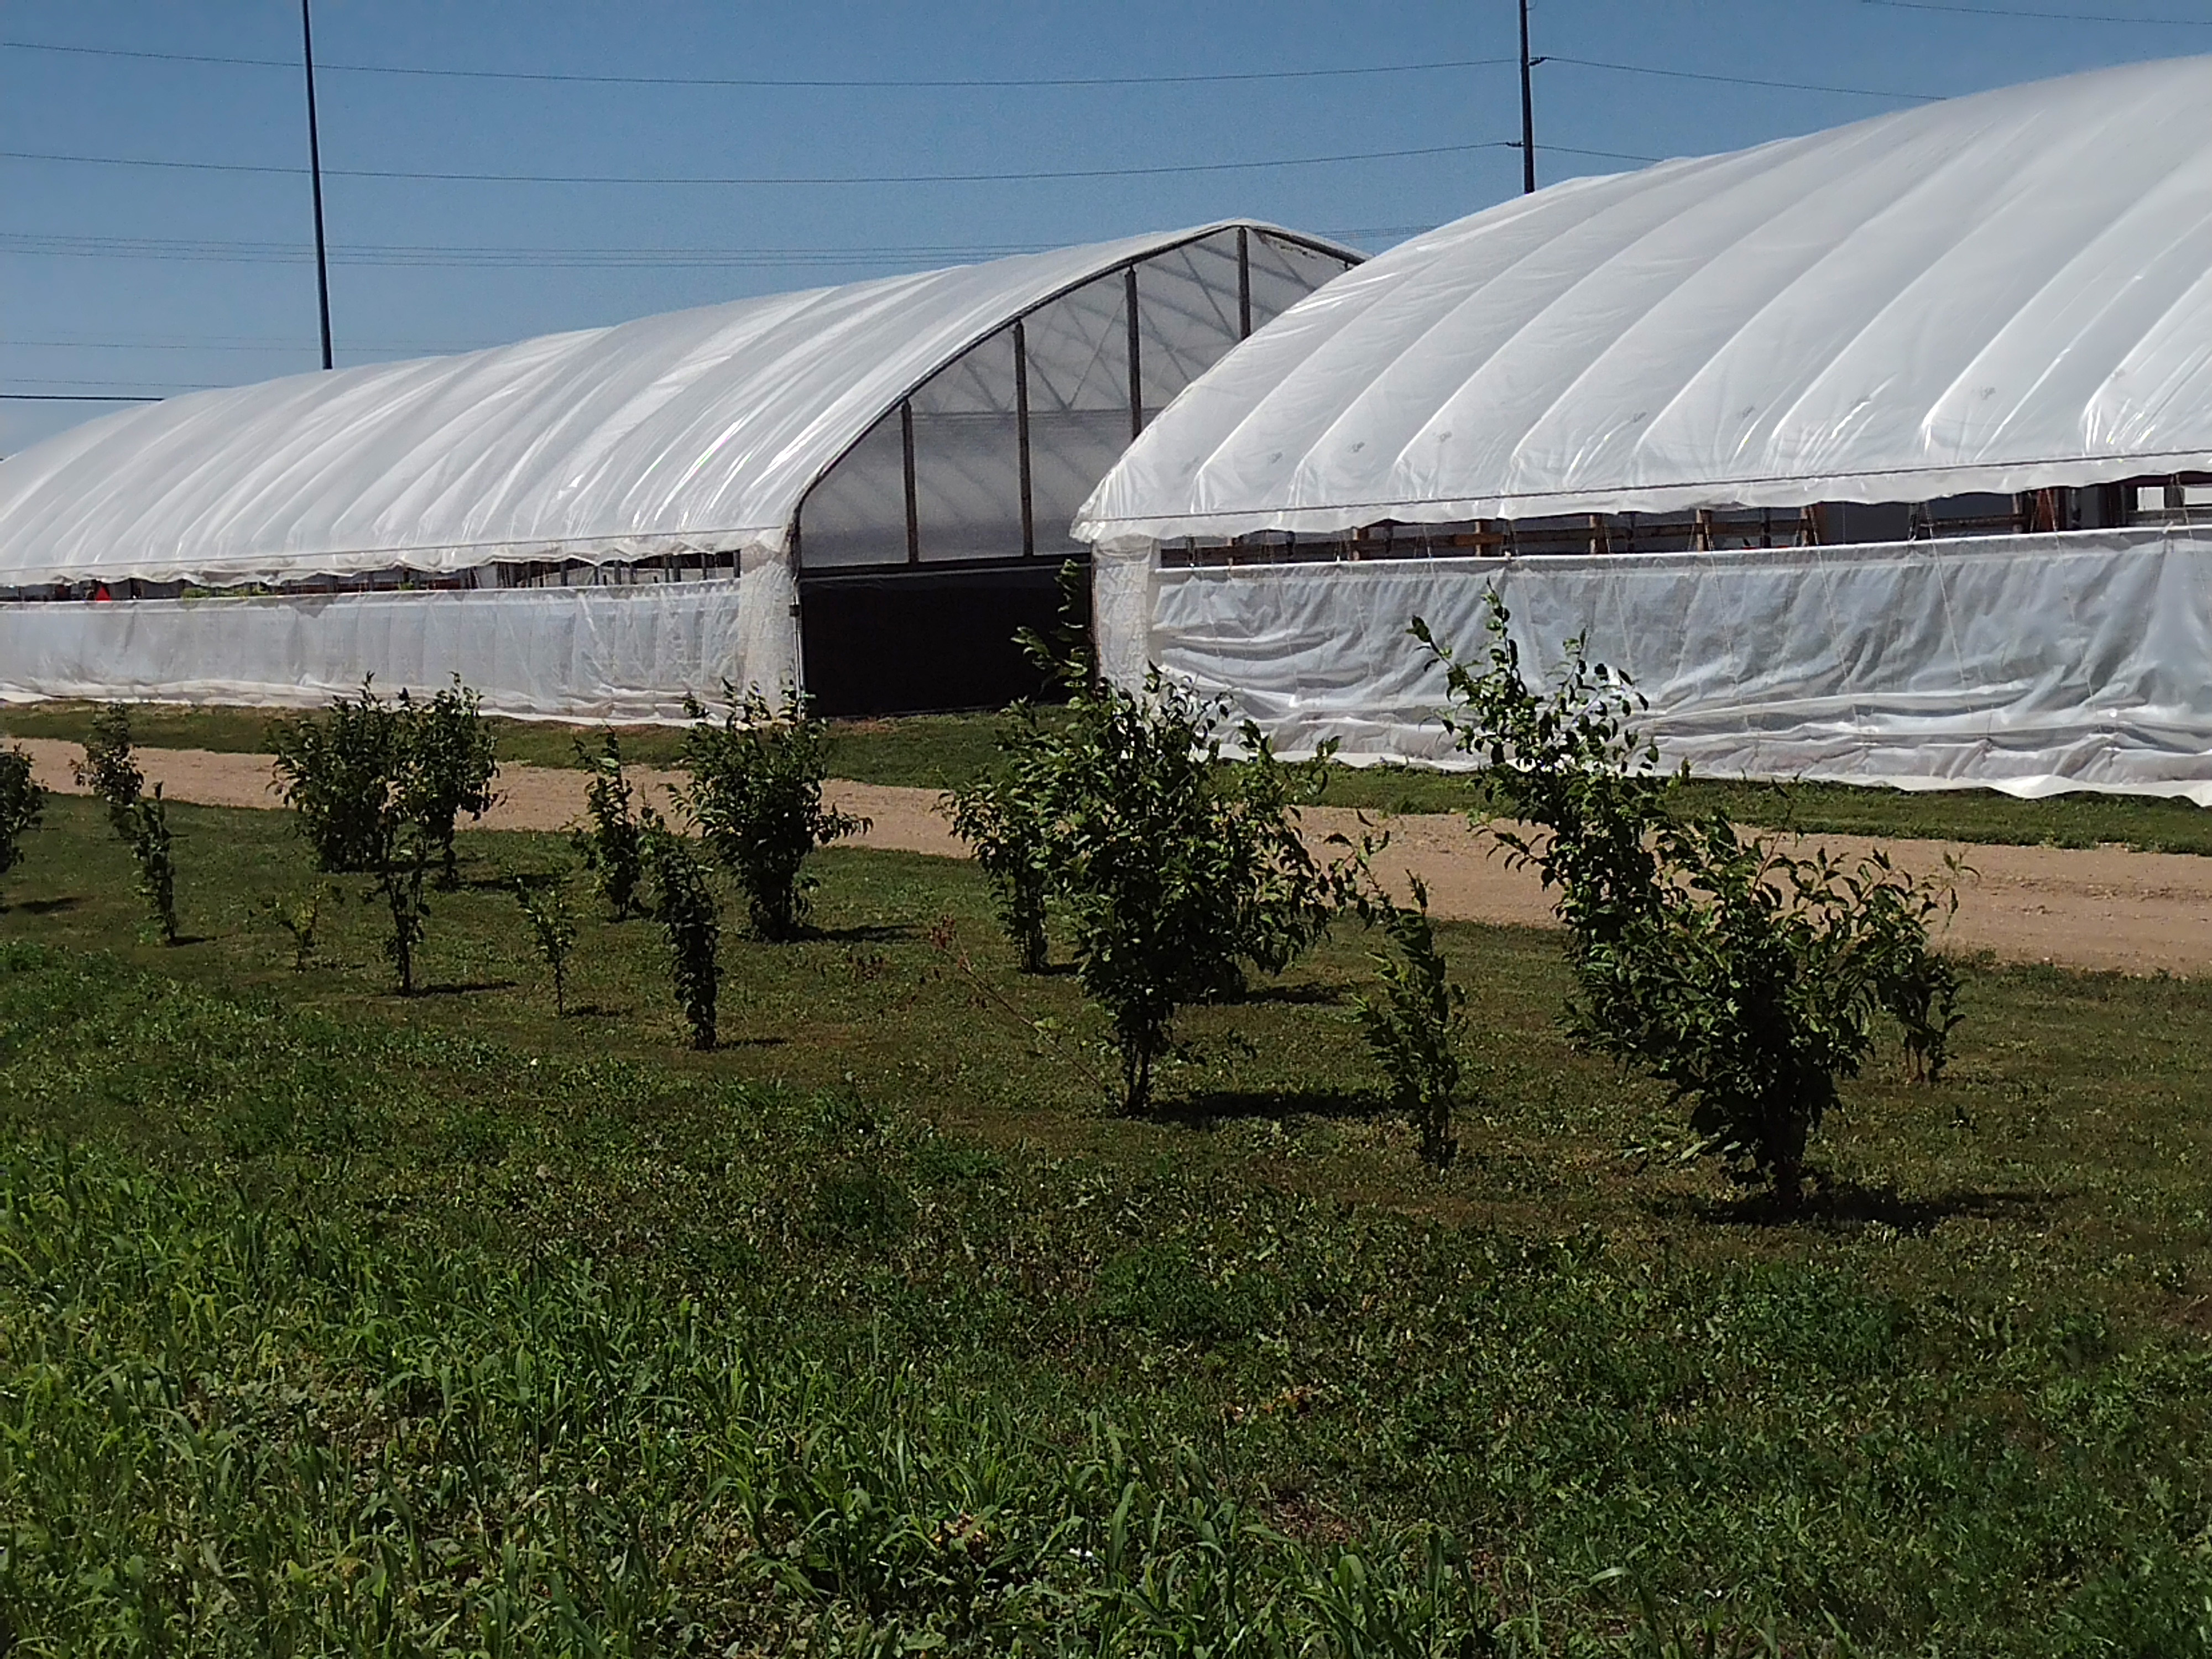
[1518,0,1540,194]
[301,0,334,369]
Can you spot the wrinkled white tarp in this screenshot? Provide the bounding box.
[1078,56,2212,545]
[0,223,1353,589]
[0,571,795,723]
[1098,528,2212,804]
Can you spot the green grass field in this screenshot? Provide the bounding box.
[9,697,2212,852]
[0,700,1005,787]
[4,794,2212,1652]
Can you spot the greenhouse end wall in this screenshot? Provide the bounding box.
[0,568,800,723]
[1093,526,2212,804]
[787,226,1357,714]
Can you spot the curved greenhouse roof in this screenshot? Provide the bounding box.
[0,222,1356,589]
[1077,56,2212,547]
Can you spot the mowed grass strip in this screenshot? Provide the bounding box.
[0,698,1004,787]
[9,697,2212,852]
[4,800,2212,1651]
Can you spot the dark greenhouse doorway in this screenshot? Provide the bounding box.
[797,562,1081,717]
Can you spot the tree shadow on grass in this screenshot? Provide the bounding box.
[10,896,81,916]
[410,978,521,998]
[1151,1085,1390,1130]
[1654,1177,2060,1234]
[458,872,535,894]
[1221,979,1352,1008]
[802,922,916,945]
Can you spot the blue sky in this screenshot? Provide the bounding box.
[5,0,2209,450]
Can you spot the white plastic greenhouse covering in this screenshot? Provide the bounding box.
[0,583,761,727]
[1077,57,2212,800]
[0,222,1354,718]
[1096,528,2212,805]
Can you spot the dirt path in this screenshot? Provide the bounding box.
[20,737,2212,975]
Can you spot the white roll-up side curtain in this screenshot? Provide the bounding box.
[1095,528,2212,804]
[0,222,1358,715]
[1076,57,2212,797]
[0,579,771,724]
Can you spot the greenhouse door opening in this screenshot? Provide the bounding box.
[798,563,1076,717]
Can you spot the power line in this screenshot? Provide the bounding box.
[1548,54,1943,100]
[0,335,483,353]
[1860,0,2212,21]
[0,223,1446,274]
[0,35,1517,89]
[1539,143,1662,164]
[0,229,1061,267]
[0,231,1074,269]
[6,377,221,390]
[4,337,296,351]
[2,374,220,398]
[0,139,1510,186]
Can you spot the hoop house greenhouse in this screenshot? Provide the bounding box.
[1077,58,2212,802]
[0,222,1358,719]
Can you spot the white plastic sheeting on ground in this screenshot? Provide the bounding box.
[1095,529,2212,804]
[1077,56,2212,546]
[0,224,1354,591]
[0,577,782,723]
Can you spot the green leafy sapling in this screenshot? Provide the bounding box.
[262,886,330,972]
[0,746,45,908]
[958,562,1352,1114]
[123,785,179,945]
[514,873,580,1015]
[680,685,865,941]
[71,703,144,837]
[1035,688,1344,1113]
[269,679,403,875]
[946,702,1056,973]
[946,565,1091,973]
[377,826,432,996]
[404,676,500,886]
[269,675,498,885]
[1352,874,1469,1169]
[644,815,721,1049]
[570,733,647,920]
[1419,592,1962,1203]
[270,676,502,992]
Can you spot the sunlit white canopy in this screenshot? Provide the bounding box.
[0,222,1355,589]
[1078,56,2212,547]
